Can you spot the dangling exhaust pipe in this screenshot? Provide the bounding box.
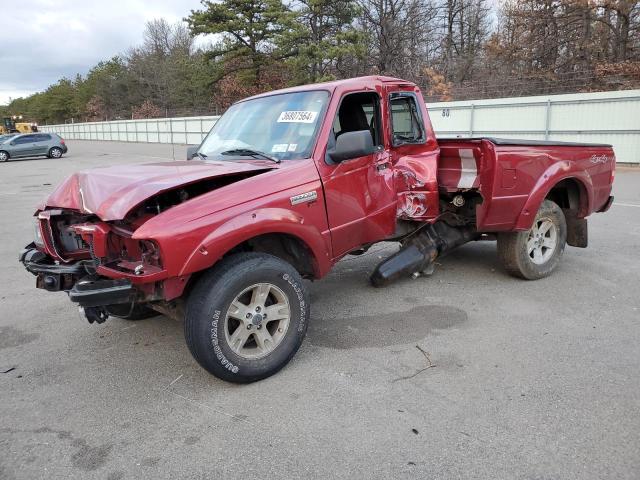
[370,222,478,287]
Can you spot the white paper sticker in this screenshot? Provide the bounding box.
[287,143,298,152]
[277,111,318,123]
[271,143,289,153]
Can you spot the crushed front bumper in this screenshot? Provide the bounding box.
[20,244,135,307]
[20,243,86,291]
[20,244,85,275]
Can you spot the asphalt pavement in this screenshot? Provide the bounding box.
[1,140,639,479]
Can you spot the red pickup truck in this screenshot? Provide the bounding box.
[21,76,615,382]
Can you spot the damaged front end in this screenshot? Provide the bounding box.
[21,159,280,324]
[20,209,166,324]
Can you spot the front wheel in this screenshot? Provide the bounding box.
[497,200,567,280]
[185,253,310,383]
[0,151,9,162]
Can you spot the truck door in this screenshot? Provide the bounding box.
[386,89,440,221]
[318,91,397,258]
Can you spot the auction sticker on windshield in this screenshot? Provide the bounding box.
[277,111,318,123]
[271,144,289,153]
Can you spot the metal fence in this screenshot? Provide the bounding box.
[41,116,220,146]
[427,89,640,165]
[40,89,640,164]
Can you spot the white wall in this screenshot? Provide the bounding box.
[426,89,640,164]
[40,89,640,164]
[41,116,220,146]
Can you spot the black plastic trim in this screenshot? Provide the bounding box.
[20,245,85,275]
[438,137,613,147]
[69,278,135,307]
[597,195,615,213]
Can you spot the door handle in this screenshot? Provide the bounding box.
[376,162,390,171]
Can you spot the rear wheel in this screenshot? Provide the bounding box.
[0,151,9,162]
[48,147,63,158]
[497,200,567,280]
[185,253,309,383]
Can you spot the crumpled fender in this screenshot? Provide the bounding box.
[178,207,332,278]
[514,160,593,230]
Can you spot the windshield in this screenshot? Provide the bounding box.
[198,90,329,161]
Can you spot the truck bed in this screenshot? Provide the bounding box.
[436,137,615,231]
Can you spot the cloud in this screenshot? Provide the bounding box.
[0,0,205,104]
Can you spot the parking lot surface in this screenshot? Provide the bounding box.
[1,141,639,479]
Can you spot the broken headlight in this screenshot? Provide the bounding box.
[34,218,44,248]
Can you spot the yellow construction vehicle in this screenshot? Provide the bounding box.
[1,116,38,134]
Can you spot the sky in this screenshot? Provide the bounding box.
[0,0,205,105]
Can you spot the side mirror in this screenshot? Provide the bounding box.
[187,146,199,160]
[328,130,375,163]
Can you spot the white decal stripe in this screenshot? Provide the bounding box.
[457,149,478,189]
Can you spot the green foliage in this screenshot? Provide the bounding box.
[284,0,365,83]
[187,0,296,86]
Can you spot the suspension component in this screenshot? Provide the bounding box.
[451,195,465,207]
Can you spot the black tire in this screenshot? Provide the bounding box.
[0,151,9,162]
[48,147,63,159]
[106,303,158,320]
[185,252,310,383]
[497,200,567,280]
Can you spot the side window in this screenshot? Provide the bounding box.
[35,134,51,142]
[15,135,34,144]
[390,93,425,146]
[332,92,382,147]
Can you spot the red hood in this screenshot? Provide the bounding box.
[40,160,277,220]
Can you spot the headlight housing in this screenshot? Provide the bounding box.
[34,218,44,248]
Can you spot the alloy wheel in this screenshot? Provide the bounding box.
[527,218,558,265]
[224,282,291,359]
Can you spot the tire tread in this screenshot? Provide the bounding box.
[497,200,567,280]
[184,252,308,383]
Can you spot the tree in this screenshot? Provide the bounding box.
[187,0,294,86]
[596,1,639,61]
[285,0,366,83]
[438,0,491,82]
[128,20,194,111]
[358,0,440,78]
[78,57,134,120]
[85,95,107,121]
[132,100,163,119]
